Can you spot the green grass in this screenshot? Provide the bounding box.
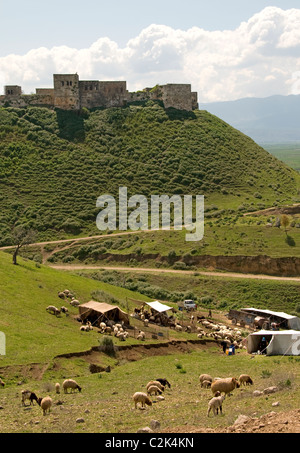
[0,348,299,433]
[71,268,300,315]
[0,251,151,367]
[0,105,300,246]
[264,143,300,172]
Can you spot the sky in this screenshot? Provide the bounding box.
[1,0,300,102]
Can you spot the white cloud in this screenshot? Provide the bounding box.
[1,7,300,102]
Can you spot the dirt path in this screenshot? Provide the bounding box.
[49,264,300,282]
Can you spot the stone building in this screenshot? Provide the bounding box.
[0,74,198,111]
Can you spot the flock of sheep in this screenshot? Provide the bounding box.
[133,378,171,409]
[132,372,253,418]
[46,289,80,318]
[20,378,82,416]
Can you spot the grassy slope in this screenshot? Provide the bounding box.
[0,105,300,246]
[0,251,151,367]
[264,143,300,172]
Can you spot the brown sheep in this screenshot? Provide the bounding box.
[211,377,240,396]
[239,374,253,386]
[133,392,152,409]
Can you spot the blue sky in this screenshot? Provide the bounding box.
[1,1,300,102]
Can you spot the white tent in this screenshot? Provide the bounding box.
[241,308,300,330]
[246,330,300,356]
[145,301,173,313]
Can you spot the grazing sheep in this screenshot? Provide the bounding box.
[199,374,213,387]
[70,298,80,307]
[58,291,65,300]
[146,381,165,392]
[60,306,69,314]
[211,377,240,396]
[21,390,39,406]
[239,374,253,386]
[147,385,162,396]
[62,379,82,394]
[156,378,171,388]
[185,325,192,333]
[46,305,61,316]
[40,396,52,416]
[175,324,182,332]
[207,394,225,417]
[80,325,91,332]
[202,380,212,389]
[0,378,5,387]
[133,392,152,409]
[55,383,60,394]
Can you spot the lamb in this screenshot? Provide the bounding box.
[21,390,39,406]
[0,378,5,387]
[211,377,240,396]
[239,374,253,386]
[155,378,171,388]
[40,396,52,416]
[207,394,225,417]
[62,379,82,394]
[133,392,153,409]
[55,383,60,394]
[46,305,61,316]
[202,380,212,388]
[199,374,213,387]
[146,381,165,392]
[147,385,162,396]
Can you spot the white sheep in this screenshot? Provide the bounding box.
[70,298,80,307]
[40,396,52,416]
[147,385,163,396]
[207,394,225,416]
[133,392,152,409]
[137,330,145,340]
[55,383,60,394]
[202,380,212,389]
[62,379,82,394]
[211,377,240,396]
[175,324,182,332]
[46,305,61,316]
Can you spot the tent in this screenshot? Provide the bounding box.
[246,330,300,356]
[145,301,173,314]
[78,301,129,326]
[241,308,300,330]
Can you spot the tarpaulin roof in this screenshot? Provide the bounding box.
[145,301,173,313]
[78,301,129,323]
[241,308,300,330]
[246,330,300,355]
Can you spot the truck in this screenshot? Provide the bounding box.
[227,309,271,330]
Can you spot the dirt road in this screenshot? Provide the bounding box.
[49,264,300,282]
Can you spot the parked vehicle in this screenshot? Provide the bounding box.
[183,299,197,311]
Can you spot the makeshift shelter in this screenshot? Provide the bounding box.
[241,308,300,330]
[246,330,300,356]
[78,301,129,327]
[145,301,173,314]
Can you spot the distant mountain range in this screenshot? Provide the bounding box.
[201,94,300,144]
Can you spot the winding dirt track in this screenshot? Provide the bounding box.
[49,264,300,282]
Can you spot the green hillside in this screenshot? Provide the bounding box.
[0,104,300,245]
[0,251,151,367]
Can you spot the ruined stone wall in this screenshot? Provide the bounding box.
[79,81,127,109]
[161,84,194,111]
[53,74,80,110]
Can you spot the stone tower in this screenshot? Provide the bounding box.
[53,74,80,110]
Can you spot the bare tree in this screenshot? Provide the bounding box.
[12,226,36,265]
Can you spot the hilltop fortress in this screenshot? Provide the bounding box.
[0,74,198,111]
